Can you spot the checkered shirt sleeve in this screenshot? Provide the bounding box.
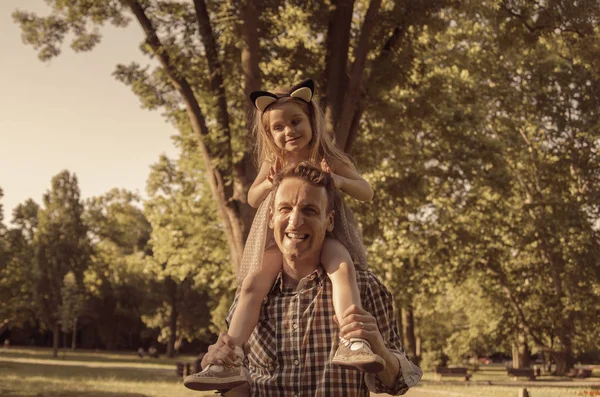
[360,271,422,395]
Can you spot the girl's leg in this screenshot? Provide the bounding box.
[228,245,282,346]
[183,245,282,391]
[321,237,362,317]
[322,237,385,373]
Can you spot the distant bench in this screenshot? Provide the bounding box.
[568,368,593,378]
[507,367,536,380]
[434,367,471,381]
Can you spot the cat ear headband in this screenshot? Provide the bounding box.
[250,79,315,112]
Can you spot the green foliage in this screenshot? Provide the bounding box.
[144,154,232,349]
[33,171,91,335]
[356,0,600,370]
[0,193,39,329]
[10,0,600,369]
[83,189,151,349]
[59,271,86,335]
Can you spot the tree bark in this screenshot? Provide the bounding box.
[52,323,59,358]
[239,0,262,97]
[512,329,530,368]
[71,317,77,350]
[166,277,177,358]
[402,305,418,363]
[336,0,382,150]
[236,0,262,244]
[323,0,355,137]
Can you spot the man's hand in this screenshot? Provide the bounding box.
[334,305,386,355]
[335,305,401,386]
[201,332,240,370]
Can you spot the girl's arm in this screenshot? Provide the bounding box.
[248,161,273,208]
[327,158,374,202]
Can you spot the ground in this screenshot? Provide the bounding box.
[0,347,598,397]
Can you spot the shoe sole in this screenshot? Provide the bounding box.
[183,376,248,391]
[332,356,386,373]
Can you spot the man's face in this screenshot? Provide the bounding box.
[269,177,334,263]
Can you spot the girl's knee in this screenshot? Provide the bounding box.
[240,272,263,297]
[321,237,353,264]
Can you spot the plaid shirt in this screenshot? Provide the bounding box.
[226,266,421,396]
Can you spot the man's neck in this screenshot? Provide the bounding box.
[281,255,320,289]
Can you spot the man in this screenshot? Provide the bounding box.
[189,162,421,396]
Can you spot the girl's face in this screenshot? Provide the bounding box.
[266,102,313,156]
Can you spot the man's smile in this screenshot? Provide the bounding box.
[285,231,308,240]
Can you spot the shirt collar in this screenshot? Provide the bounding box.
[271,265,327,294]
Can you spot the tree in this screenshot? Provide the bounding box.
[59,271,86,350]
[12,0,449,272]
[33,171,91,357]
[0,199,40,335]
[144,153,230,357]
[13,1,599,370]
[83,189,152,350]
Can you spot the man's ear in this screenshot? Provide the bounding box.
[326,210,335,232]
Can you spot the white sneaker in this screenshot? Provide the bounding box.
[183,346,248,391]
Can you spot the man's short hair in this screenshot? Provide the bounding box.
[271,162,335,212]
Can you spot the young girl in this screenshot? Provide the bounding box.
[184,79,383,391]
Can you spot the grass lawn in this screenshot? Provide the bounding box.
[0,347,208,397]
[408,364,600,397]
[1,348,598,397]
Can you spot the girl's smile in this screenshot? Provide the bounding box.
[267,102,313,154]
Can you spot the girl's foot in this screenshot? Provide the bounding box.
[332,338,386,373]
[183,346,249,391]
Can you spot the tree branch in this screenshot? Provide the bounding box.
[192,0,233,167]
[483,259,549,349]
[336,0,382,150]
[124,0,242,269]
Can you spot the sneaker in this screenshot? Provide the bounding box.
[183,345,248,391]
[332,338,386,373]
[183,363,249,391]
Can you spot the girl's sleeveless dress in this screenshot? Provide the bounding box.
[237,191,368,284]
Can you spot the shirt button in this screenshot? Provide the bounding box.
[293,359,299,366]
[292,322,298,330]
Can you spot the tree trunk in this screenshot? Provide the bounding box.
[62,330,68,358]
[512,329,530,368]
[239,0,261,97]
[52,323,59,358]
[323,0,355,136]
[166,277,178,358]
[402,305,417,363]
[336,0,382,150]
[71,317,77,350]
[395,300,404,344]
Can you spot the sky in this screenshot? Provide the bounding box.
[0,1,179,225]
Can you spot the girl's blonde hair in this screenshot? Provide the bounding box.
[252,85,354,170]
